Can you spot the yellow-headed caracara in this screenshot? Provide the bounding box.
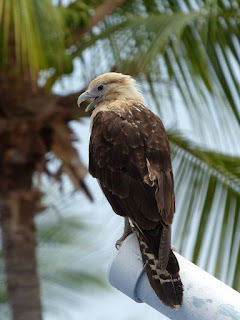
[77,72,183,309]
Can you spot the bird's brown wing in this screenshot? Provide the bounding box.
[89,104,175,263]
[89,104,183,309]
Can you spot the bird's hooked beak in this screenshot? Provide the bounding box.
[77,91,97,112]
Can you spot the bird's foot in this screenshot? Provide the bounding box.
[115,218,133,249]
[115,229,133,249]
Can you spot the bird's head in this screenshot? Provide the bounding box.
[77,72,145,112]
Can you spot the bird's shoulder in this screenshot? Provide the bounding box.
[90,102,172,179]
[91,103,169,150]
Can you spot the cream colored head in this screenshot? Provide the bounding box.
[77,72,145,111]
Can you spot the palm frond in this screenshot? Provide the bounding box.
[169,130,240,291]
[0,0,70,79]
[76,1,240,152]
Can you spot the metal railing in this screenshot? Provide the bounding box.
[108,233,240,320]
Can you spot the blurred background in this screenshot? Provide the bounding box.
[0,0,240,319]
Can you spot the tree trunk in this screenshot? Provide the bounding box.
[0,191,43,320]
[0,75,90,319]
[0,116,45,320]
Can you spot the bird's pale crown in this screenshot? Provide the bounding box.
[77,72,145,112]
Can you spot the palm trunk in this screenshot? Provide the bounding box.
[0,76,90,319]
[0,191,43,320]
[0,117,45,320]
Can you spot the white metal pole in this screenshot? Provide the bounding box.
[108,233,240,320]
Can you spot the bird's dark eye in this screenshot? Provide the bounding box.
[97,85,104,91]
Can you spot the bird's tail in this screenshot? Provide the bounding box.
[136,230,183,310]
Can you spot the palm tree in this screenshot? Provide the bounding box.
[0,1,125,319]
[1,0,240,319]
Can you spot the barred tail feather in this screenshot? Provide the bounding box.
[137,231,183,309]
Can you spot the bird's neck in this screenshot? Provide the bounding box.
[105,86,145,104]
[90,96,145,129]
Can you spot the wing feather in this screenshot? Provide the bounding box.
[89,104,175,261]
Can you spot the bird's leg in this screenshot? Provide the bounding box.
[115,218,133,249]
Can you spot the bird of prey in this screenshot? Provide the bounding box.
[77,72,183,309]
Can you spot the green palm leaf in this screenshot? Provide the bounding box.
[168,131,240,291]
[0,0,70,79]
[78,1,240,147]
[74,0,240,292]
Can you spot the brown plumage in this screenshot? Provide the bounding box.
[77,72,183,309]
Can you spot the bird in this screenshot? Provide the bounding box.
[77,72,183,310]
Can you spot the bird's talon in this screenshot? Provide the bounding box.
[115,240,121,250]
[115,230,132,249]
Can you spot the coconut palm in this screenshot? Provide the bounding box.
[0,0,240,319]
[0,1,124,319]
